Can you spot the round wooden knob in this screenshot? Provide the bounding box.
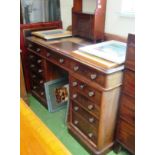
[38,69,43,73]
[30,64,35,68]
[33,86,37,89]
[88,105,93,110]
[88,133,93,138]
[40,92,44,96]
[74,106,79,111]
[36,48,41,52]
[32,75,36,78]
[72,81,78,87]
[90,74,97,80]
[29,55,34,59]
[46,53,51,57]
[72,94,77,99]
[73,66,79,71]
[80,84,85,89]
[59,58,64,63]
[39,80,44,84]
[74,120,79,125]
[28,44,32,48]
[88,91,95,97]
[89,117,94,123]
[37,59,42,64]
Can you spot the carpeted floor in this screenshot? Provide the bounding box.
[28,95,130,155]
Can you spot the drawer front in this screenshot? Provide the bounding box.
[117,119,135,152]
[119,94,135,125]
[71,101,99,128]
[125,34,135,70]
[28,53,43,67]
[70,61,105,87]
[27,41,44,54]
[44,49,70,70]
[70,77,102,103]
[70,91,100,118]
[72,111,98,145]
[123,70,135,97]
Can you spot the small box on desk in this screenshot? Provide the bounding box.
[44,77,69,112]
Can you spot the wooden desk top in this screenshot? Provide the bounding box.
[26,36,124,73]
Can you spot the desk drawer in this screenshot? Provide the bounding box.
[70,77,102,103]
[117,119,135,152]
[119,93,135,125]
[28,53,43,67]
[71,101,99,128]
[72,111,98,145]
[27,42,44,54]
[123,69,135,97]
[70,61,105,87]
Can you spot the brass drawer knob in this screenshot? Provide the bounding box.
[46,53,51,57]
[88,91,95,97]
[73,66,79,71]
[72,94,77,99]
[72,81,78,87]
[59,58,64,63]
[80,84,85,89]
[36,48,41,52]
[28,44,32,48]
[40,92,44,96]
[88,105,93,110]
[74,106,79,111]
[38,69,43,73]
[89,117,94,123]
[39,80,44,84]
[88,133,93,138]
[30,64,35,68]
[90,74,97,80]
[74,120,79,125]
[37,59,42,64]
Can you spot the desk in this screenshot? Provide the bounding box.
[26,36,124,155]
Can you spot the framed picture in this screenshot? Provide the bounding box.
[44,77,69,112]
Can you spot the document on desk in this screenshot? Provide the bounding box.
[78,41,127,64]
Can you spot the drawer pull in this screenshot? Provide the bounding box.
[30,64,35,68]
[39,80,44,84]
[80,84,85,89]
[89,117,94,123]
[90,74,97,80]
[46,53,51,57]
[72,94,77,99]
[88,133,93,138]
[33,86,37,90]
[40,92,44,96]
[74,106,79,111]
[29,55,34,59]
[38,69,43,73]
[72,81,78,87]
[88,91,95,97]
[88,105,94,110]
[59,58,64,64]
[36,48,41,52]
[37,59,42,64]
[74,120,79,125]
[32,75,36,78]
[28,44,32,48]
[73,66,79,71]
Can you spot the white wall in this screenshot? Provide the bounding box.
[60,0,135,37]
[105,0,135,37]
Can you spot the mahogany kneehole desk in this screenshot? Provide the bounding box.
[26,36,124,155]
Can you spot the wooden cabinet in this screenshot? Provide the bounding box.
[72,0,107,41]
[115,34,135,154]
